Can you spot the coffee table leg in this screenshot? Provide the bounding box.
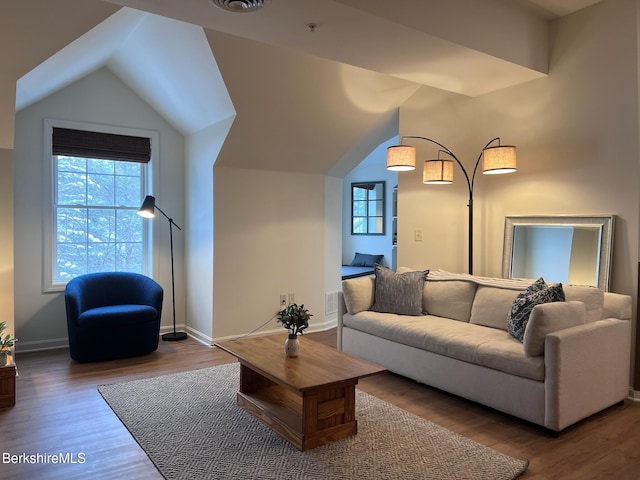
[301,382,358,450]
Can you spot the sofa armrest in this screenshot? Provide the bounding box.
[544,318,631,431]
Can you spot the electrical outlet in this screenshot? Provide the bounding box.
[288,292,295,304]
[280,294,287,307]
[414,229,423,242]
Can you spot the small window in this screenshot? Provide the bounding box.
[351,181,385,235]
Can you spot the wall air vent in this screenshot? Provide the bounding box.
[209,0,271,13]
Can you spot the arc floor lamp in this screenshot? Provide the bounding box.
[387,136,517,274]
[138,195,188,341]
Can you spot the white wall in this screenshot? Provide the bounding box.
[185,117,234,343]
[342,138,398,267]
[13,68,186,350]
[397,0,639,380]
[212,166,336,341]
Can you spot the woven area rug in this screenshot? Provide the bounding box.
[98,363,528,480]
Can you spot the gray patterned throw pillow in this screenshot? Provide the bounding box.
[371,265,429,316]
[507,278,565,342]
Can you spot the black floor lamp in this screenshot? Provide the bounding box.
[387,136,517,275]
[138,195,188,341]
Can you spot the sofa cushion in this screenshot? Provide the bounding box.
[371,265,429,316]
[563,285,604,322]
[469,285,522,330]
[424,280,477,322]
[342,312,545,381]
[507,280,565,342]
[342,275,375,315]
[523,301,587,356]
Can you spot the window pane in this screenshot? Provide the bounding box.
[88,158,115,175]
[353,186,367,200]
[116,161,141,177]
[353,217,366,234]
[57,156,85,173]
[56,243,88,280]
[353,200,366,217]
[88,208,115,243]
[115,174,141,207]
[369,200,384,216]
[58,172,87,205]
[88,243,116,272]
[116,210,143,243]
[368,217,383,233]
[57,208,87,243]
[88,173,115,206]
[116,242,143,273]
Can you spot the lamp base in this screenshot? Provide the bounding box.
[162,331,188,341]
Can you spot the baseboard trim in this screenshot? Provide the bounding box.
[14,320,338,353]
[16,337,69,353]
[211,318,337,345]
[628,389,640,401]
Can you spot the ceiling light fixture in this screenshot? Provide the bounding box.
[209,0,271,13]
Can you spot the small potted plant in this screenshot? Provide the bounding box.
[0,321,16,366]
[276,303,312,357]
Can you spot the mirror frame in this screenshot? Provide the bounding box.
[502,215,615,291]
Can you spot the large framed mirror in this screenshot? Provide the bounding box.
[502,215,615,291]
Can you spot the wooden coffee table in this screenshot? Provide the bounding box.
[215,334,385,450]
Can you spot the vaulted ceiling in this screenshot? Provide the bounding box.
[3,0,605,173]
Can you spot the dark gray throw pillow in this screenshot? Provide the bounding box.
[371,265,429,316]
[350,252,384,268]
[507,278,565,342]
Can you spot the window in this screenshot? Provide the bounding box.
[54,156,144,281]
[351,181,385,235]
[45,124,153,289]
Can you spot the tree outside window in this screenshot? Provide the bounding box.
[54,155,145,282]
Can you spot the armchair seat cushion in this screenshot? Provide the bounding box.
[78,305,159,328]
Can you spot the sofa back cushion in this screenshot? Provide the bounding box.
[469,285,522,330]
[341,276,375,315]
[424,280,477,322]
[563,285,604,322]
[523,301,587,356]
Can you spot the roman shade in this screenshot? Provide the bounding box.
[52,127,151,163]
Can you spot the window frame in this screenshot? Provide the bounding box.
[43,119,159,293]
[351,181,386,236]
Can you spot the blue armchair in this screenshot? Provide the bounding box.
[65,272,163,362]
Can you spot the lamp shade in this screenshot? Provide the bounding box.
[387,145,416,171]
[482,145,516,174]
[423,159,454,184]
[138,195,156,218]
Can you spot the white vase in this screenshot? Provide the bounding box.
[284,335,300,357]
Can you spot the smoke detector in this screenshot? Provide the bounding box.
[209,0,271,13]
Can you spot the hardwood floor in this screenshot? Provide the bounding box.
[1,329,639,479]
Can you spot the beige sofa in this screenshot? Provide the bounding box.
[337,269,632,432]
